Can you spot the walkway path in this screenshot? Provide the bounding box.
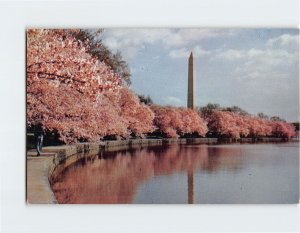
[27,155,57,204]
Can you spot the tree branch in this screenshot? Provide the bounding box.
[27,71,86,84]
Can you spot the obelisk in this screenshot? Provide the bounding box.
[187,52,196,109]
[187,52,196,204]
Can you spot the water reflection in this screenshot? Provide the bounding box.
[52,143,299,204]
[52,145,243,204]
[187,171,194,204]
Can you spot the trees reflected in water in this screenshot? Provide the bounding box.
[52,145,244,204]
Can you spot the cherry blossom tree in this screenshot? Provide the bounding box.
[150,105,207,138]
[27,29,122,98]
[179,108,208,136]
[71,29,132,85]
[106,88,155,137]
[27,78,129,143]
[204,109,295,139]
[246,117,272,137]
[270,121,296,138]
[27,29,295,143]
[27,29,154,143]
[150,105,178,138]
[206,110,241,138]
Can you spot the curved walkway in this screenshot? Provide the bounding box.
[27,156,57,204]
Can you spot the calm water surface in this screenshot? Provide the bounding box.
[52,142,299,204]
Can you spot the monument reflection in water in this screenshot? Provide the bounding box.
[52,143,299,204]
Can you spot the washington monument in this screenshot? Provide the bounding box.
[187,52,196,109]
[187,52,196,204]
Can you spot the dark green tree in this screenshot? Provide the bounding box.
[199,103,221,119]
[270,116,286,122]
[223,105,249,116]
[257,112,269,119]
[292,122,299,131]
[138,94,153,105]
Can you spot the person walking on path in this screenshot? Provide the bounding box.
[35,128,45,156]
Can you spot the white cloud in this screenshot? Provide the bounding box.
[163,96,184,106]
[267,34,299,52]
[194,46,212,56]
[101,29,299,121]
[169,48,189,58]
[213,34,298,80]
[233,49,298,80]
[162,29,236,48]
[214,49,246,60]
[102,28,235,59]
[208,33,299,120]
[214,33,298,63]
[169,45,211,58]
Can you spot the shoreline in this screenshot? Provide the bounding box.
[26,137,297,204]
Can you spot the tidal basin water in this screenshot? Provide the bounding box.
[52,142,299,204]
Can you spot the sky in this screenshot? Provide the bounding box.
[101,28,299,122]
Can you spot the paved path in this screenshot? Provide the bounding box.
[26,156,57,204]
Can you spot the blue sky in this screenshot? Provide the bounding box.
[101,29,299,122]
